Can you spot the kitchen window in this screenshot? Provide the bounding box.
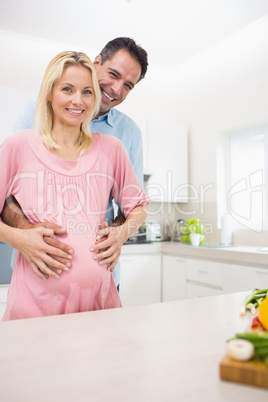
[225,126,268,232]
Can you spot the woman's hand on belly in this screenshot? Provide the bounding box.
[89,221,124,272]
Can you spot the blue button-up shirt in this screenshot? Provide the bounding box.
[13,99,144,287]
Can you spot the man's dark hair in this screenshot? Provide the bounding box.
[99,37,148,82]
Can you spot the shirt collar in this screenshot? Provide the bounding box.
[94,109,114,127]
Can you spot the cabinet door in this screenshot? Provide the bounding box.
[0,285,9,320]
[120,254,161,307]
[146,120,188,203]
[186,283,222,299]
[162,255,186,302]
[223,264,268,294]
[186,259,223,287]
[186,259,223,299]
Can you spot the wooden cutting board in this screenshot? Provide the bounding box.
[220,354,268,389]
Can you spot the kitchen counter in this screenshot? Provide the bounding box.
[0,292,267,401]
[122,241,268,268]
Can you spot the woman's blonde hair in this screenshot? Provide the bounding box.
[34,51,101,154]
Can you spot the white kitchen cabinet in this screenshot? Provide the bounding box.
[162,255,186,301]
[0,285,9,320]
[223,264,268,294]
[146,120,188,203]
[186,258,224,299]
[186,258,224,287]
[186,282,222,298]
[120,245,268,306]
[120,253,161,307]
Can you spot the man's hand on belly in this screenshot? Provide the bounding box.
[39,221,74,275]
[2,196,74,279]
[14,225,74,280]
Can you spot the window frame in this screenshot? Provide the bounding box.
[224,125,268,232]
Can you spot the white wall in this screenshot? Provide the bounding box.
[119,16,268,206]
[118,16,268,244]
[0,30,99,91]
[0,86,36,142]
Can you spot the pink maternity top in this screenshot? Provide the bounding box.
[0,130,148,321]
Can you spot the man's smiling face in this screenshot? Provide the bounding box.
[93,49,141,117]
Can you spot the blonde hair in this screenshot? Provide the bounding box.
[34,51,101,154]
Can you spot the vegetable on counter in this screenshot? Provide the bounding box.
[259,294,268,330]
[251,315,265,330]
[227,290,268,367]
[233,332,268,366]
[227,339,255,362]
[239,288,268,316]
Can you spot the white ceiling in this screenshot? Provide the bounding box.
[1,0,268,67]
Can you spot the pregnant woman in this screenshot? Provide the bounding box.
[0,51,148,320]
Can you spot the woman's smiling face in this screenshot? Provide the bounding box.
[50,65,95,129]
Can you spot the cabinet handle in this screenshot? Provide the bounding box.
[255,270,268,275]
[198,270,208,274]
[176,259,185,263]
[122,258,133,262]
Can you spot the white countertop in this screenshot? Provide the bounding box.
[122,241,268,268]
[0,292,267,401]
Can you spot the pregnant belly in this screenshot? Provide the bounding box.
[49,231,111,293]
[7,231,116,320]
[43,253,112,314]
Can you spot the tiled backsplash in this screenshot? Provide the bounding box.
[146,201,219,243]
[146,201,268,247]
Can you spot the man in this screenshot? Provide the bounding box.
[1,37,148,291]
